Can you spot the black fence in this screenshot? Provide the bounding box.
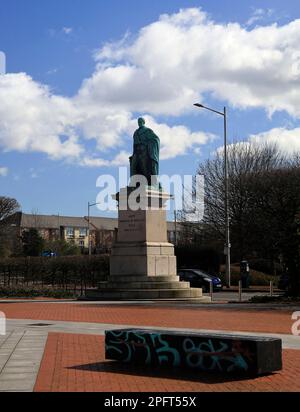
[0,255,109,296]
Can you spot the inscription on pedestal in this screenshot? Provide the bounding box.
[118,211,146,242]
[120,215,144,234]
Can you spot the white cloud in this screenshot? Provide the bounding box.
[246,8,274,27]
[250,127,300,155]
[46,68,59,75]
[214,127,300,159]
[78,111,214,167]
[0,73,83,160]
[92,7,300,117]
[0,166,8,177]
[111,150,131,166]
[48,27,73,38]
[79,151,131,168]
[29,168,38,178]
[0,71,211,165]
[79,157,109,168]
[62,27,73,35]
[125,115,215,160]
[1,8,300,166]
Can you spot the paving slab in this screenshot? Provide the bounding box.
[0,329,47,392]
[5,318,300,350]
[35,333,300,393]
[0,301,299,392]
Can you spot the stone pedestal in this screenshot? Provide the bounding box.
[85,187,210,302]
[110,188,176,278]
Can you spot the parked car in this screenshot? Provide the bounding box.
[41,250,57,257]
[178,269,223,292]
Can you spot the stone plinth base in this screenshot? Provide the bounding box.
[85,276,210,301]
[84,187,210,302]
[110,242,176,277]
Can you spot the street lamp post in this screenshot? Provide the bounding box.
[87,201,101,256]
[194,103,231,288]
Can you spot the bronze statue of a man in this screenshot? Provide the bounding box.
[130,118,160,187]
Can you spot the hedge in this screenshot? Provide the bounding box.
[0,287,76,299]
[0,255,109,293]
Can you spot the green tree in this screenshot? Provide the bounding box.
[44,239,82,256]
[22,228,45,257]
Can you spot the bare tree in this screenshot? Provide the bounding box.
[0,196,20,256]
[197,142,285,258]
[249,164,300,294]
[0,196,20,223]
[189,141,300,294]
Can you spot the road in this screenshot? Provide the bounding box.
[205,290,283,302]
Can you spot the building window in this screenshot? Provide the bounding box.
[66,227,74,238]
[79,228,87,238]
[79,240,85,247]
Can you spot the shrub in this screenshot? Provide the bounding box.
[250,295,300,303]
[219,264,279,286]
[0,255,109,291]
[0,286,76,299]
[247,258,283,276]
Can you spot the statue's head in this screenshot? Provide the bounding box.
[138,117,145,127]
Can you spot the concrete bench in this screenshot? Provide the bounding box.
[105,329,282,375]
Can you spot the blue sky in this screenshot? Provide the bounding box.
[0,0,300,218]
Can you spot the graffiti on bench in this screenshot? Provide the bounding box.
[105,330,258,373]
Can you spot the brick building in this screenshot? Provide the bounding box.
[6,212,178,254]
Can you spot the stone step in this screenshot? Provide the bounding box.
[98,281,191,290]
[85,287,203,300]
[108,275,180,283]
[80,295,211,303]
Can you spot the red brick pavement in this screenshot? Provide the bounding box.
[34,333,300,392]
[0,302,295,334]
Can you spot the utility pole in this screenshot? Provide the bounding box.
[194,103,231,287]
[87,201,101,256]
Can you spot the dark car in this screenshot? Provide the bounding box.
[178,269,223,292]
[41,250,57,257]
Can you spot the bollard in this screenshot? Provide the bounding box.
[238,280,242,302]
[210,281,213,302]
[270,281,274,297]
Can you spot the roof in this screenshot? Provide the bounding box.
[20,213,88,229]
[85,216,118,231]
[17,213,178,231]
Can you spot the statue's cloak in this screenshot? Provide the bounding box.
[133,126,160,164]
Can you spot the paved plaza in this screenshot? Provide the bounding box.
[0,300,300,392]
